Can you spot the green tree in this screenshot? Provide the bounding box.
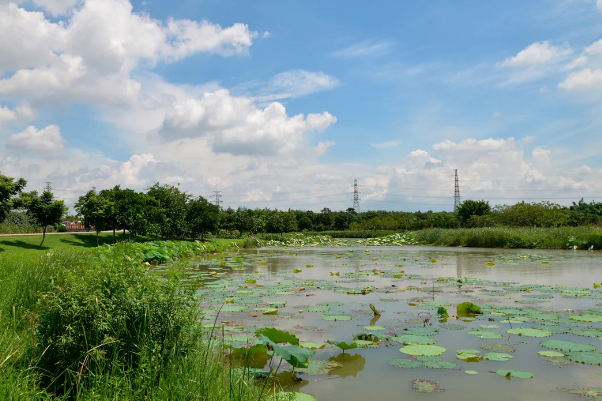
[25,190,67,248]
[75,189,107,246]
[187,196,220,239]
[146,183,190,239]
[266,210,285,235]
[99,187,120,241]
[457,200,491,225]
[0,172,27,223]
[298,215,313,231]
[114,188,149,239]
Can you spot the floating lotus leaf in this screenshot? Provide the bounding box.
[306,307,330,313]
[327,340,357,351]
[403,327,440,336]
[467,330,502,339]
[221,305,248,312]
[440,323,466,330]
[391,335,438,345]
[480,324,500,329]
[417,355,441,362]
[570,314,602,323]
[274,392,317,401]
[456,350,483,362]
[318,302,344,307]
[363,326,386,331]
[400,345,447,356]
[571,329,602,338]
[538,350,564,357]
[387,358,423,368]
[321,315,352,321]
[483,352,513,361]
[480,343,516,353]
[267,301,287,307]
[507,328,553,337]
[423,360,457,369]
[495,370,534,379]
[410,379,445,393]
[539,340,597,352]
[532,325,570,334]
[353,340,375,347]
[564,352,602,365]
[263,309,279,315]
[465,370,479,375]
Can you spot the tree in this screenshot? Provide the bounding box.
[0,172,27,224]
[266,211,285,235]
[146,183,190,239]
[114,188,149,239]
[75,189,107,246]
[298,215,313,231]
[187,196,220,239]
[457,200,490,225]
[25,190,66,248]
[99,187,120,241]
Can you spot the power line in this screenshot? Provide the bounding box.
[213,191,222,208]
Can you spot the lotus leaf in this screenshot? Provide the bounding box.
[274,392,317,401]
[539,340,597,352]
[327,340,358,352]
[456,350,483,362]
[410,379,445,393]
[495,370,534,379]
[387,358,423,368]
[363,325,386,331]
[537,350,564,357]
[564,352,602,365]
[457,302,482,317]
[423,360,457,369]
[465,370,479,375]
[263,309,279,315]
[399,345,447,356]
[467,330,502,339]
[570,314,602,323]
[300,342,325,350]
[417,355,441,362]
[297,360,342,375]
[558,387,602,400]
[403,326,440,336]
[321,315,352,321]
[221,305,248,312]
[440,323,466,330]
[258,335,315,369]
[483,352,513,361]
[480,344,516,353]
[391,335,438,345]
[306,307,330,313]
[256,328,299,345]
[507,328,553,337]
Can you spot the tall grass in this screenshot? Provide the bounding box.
[0,245,276,401]
[413,226,602,249]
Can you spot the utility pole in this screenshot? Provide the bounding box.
[353,179,360,213]
[454,169,461,212]
[44,181,52,192]
[213,191,222,209]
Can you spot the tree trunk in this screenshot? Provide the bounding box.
[96,230,99,247]
[123,228,126,240]
[201,231,204,241]
[113,227,116,241]
[38,226,47,249]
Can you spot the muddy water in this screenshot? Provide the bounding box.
[190,246,602,401]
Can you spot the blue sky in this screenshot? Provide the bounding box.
[1,0,602,211]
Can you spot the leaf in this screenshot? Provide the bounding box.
[564,352,602,365]
[327,340,358,351]
[369,304,381,315]
[399,345,447,356]
[391,335,438,345]
[410,379,445,393]
[539,340,597,352]
[507,328,553,338]
[457,302,482,317]
[258,335,315,369]
[437,307,449,318]
[483,352,513,361]
[495,370,534,379]
[256,328,299,345]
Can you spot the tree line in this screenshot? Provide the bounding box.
[2,171,602,247]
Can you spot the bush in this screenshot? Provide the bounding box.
[56,224,67,232]
[34,243,199,394]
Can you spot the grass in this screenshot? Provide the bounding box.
[0,242,277,401]
[413,226,602,249]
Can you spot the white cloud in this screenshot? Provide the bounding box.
[598,0,602,11]
[499,41,572,67]
[315,140,335,156]
[154,89,337,155]
[331,39,393,58]
[584,39,602,55]
[262,31,270,38]
[432,137,516,152]
[265,70,339,99]
[559,68,602,90]
[6,125,66,156]
[565,55,588,70]
[33,0,78,15]
[0,103,34,127]
[241,189,272,202]
[369,140,401,149]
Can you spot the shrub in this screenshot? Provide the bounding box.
[56,224,67,232]
[34,243,199,394]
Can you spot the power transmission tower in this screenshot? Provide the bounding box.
[454,169,461,212]
[353,179,360,213]
[213,191,222,208]
[44,181,52,192]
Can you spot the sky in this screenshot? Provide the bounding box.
[2,0,602,212]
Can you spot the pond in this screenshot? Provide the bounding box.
[187,246,602,400]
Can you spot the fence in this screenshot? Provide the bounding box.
[65,223,92,232]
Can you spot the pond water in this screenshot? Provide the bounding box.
[187,246,602,400]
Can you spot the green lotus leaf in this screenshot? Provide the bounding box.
[480,344,516,353]
[403,326,440,336]
[297,360,342,375]
[495,370,534,379]
[258,336,315,369]
[539,340,597,352]
[570,314,602,323]
[483,352,513,361]
[363,325,386,331]
[353,340,375,347]
[391,335,438,345]
[399,345,447,356]
[417,355,441,362]
[571,329,602,338]
[263,309,279,315]
[456,350,483,362]
[465,370,479,375]
[221,305,248,312]
[267,301,287,307]
[507,328,553,337]
[318,302,344,306]
[564,352,602,365]
[467,330,502,339]
[423,360,457,369]
[256,328,299,345]
[440,323,466,330]
[537,350,564,357]
[480,324,500,329]
[274,392,317,401]
[387,358,423,368]
[410,379,445,393]
[300,342,324,350]
[321,315,352,321]
[327,340,358,351]
[457,302,482,317]
[306,307,330,313]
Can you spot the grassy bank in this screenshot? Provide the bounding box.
[299,230,395,238]
[0,241,275,400]
[413,226,602,249]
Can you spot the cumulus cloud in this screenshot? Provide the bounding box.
[565,56,588,70]
[6,125,66,156]
[0,103,34,127]
[498,41,572,67]
[559,68,602,90]
[315,140,335,156]
[432,137,515,152]
[154,89,337,155]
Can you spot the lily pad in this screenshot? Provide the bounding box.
[495,370,534,379]
[321,315,352,321]
[538,350,564,357]
[465,370,479,375]
[410,379,445,393]
[483,352,513,361]
[300,342,325,350]
[507,328,553,337]
[391,335,438,345]
[403,327,440,336]
[387,358,423,368]
[480,344,516,353]
[539,340,597,352]
[467,330,502,339]
[400,345,447,356]
[570,314,602,323]
[363,326,386,331]
[564,352,602,365]
[221,305,248,312]
[423,360,457,369]
[274,392,317,401]
[440,323,466,330]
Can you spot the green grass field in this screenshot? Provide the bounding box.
[0,232,250,261]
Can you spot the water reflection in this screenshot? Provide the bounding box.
[327,353,366,379]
